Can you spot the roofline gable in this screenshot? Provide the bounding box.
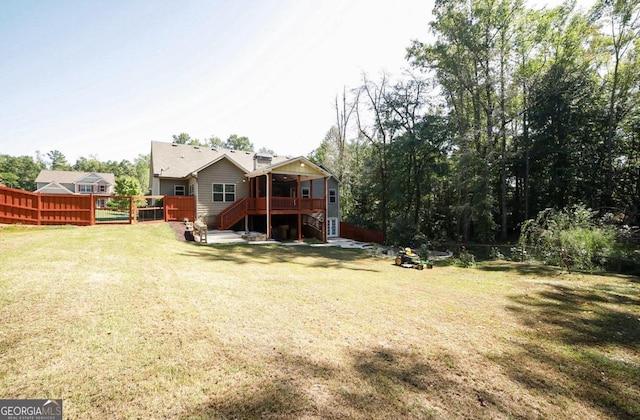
[34,181,74,194]
[75,172,111,184]
[245,156,331,179]
[190,154,249,176]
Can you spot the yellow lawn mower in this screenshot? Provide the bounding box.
[394,247,431,270]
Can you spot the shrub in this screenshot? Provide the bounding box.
[509,246,528,262]
[454,250,476,268]
[519,205,622,271]
[490,246,505,260]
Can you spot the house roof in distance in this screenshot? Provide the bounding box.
[35,170,115,185]
[150,141,290,178]
[34,181,74,194]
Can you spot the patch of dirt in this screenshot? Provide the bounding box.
[168,221,194,242]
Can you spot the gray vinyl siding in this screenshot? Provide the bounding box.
[326,178,339,219]
[302,177,340,219]
[195,158,249,226]
[158,179,188,196]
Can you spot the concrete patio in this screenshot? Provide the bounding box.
[201,229,376,250]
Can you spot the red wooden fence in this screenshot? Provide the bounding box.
[340,221,384,244]
[0,185,195,226]
[40,193,94,225]
[0,186,40,224]
[164,196,196,222]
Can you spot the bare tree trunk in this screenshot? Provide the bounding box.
[356,74,392,237]
[335,87,357,182]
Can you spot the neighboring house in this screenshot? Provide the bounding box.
[150,141,340,241]
[35,170,115,207]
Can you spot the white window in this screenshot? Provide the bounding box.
[327,217,338,237]
[99,185,106,193]
[329,189,337,204]
[213,183,235,202]
[189,184,195,196]
[78,184,92,193]
[302,187,310,198]
[174,185,185,196]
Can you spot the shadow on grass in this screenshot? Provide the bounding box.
[478,261,640,282]
[476,261,567,277]
[178,346,520,419]
[178,242,381,272]
[341,347,516,418]
[498,283,640,419]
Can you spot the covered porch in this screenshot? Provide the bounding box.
[216,157,331,242]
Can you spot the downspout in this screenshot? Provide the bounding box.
[193,173,198,223]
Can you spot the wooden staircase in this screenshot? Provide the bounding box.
[217,198,249,230]
[217,199,326,237]
[302,213,324,240]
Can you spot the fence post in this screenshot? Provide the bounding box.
[132,196,137,224]
[90,194,95,225]
[164,196,168,222]
[36,193,42,225]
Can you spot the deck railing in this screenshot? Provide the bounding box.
[217,197,327,230]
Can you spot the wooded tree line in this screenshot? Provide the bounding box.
[309,0,640,244]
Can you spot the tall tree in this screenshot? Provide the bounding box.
[408,0,523,241]
[207,136,225,148]
[334,87,358,181]
[133,154,151,194]
[591,0,640,208]
[355,73,395,236]
[0,155,44,191]
[73,155,105,173]
[172,133,202,146]
[258,146,275,155]
[225,134,253,151]
[47,150,71,170]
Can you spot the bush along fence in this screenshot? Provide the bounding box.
[0,185,195,226]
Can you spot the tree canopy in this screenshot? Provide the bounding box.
[309,0,640,244]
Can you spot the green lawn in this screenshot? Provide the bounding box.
[0,224,638,419]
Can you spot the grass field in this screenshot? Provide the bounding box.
[0,223,638,419]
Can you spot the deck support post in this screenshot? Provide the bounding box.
[266,173,271,240]
[323,177,328,242]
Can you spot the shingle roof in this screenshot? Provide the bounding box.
[150,141,290,178]
[35,170,115,185]
[34,181,74,194]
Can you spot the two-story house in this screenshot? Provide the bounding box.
[35,170,115,207]
[149,141,340,241]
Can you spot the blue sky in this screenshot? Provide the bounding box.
[0,0,435,163]
[0,0,594,164]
